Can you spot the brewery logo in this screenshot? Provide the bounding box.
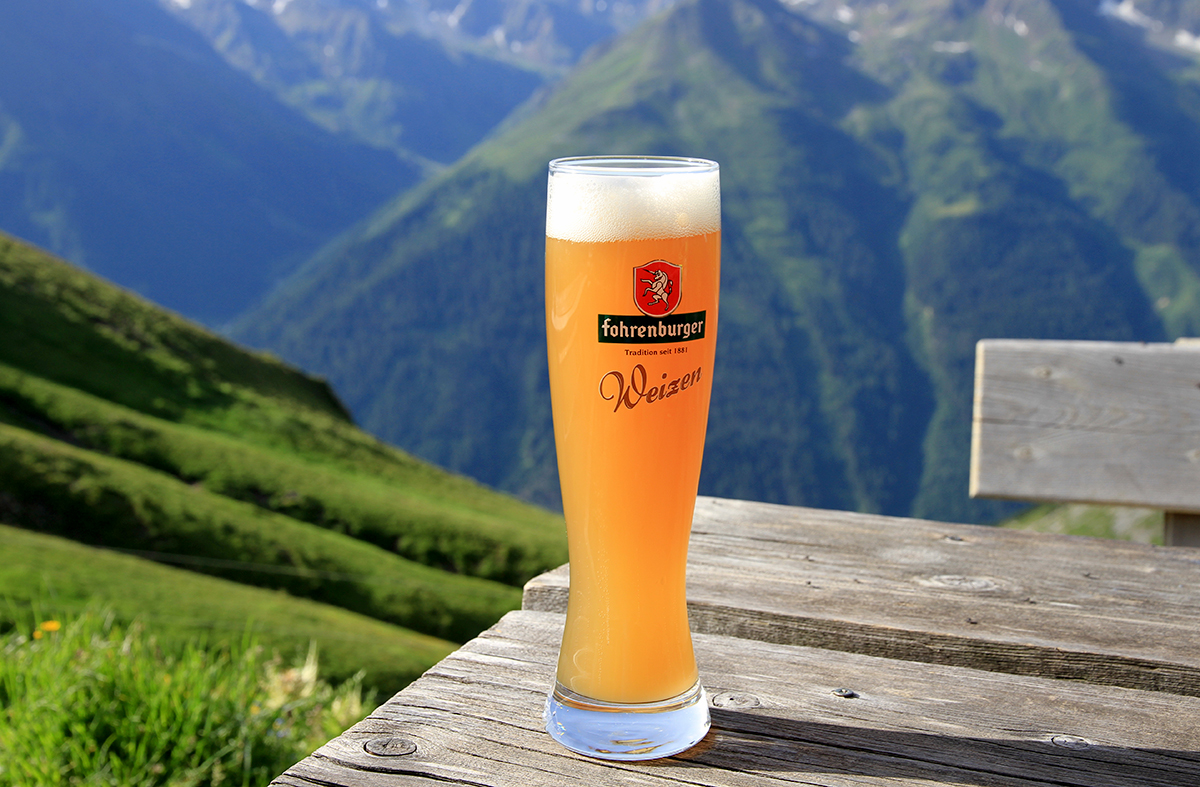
[635,260,681,316]
[597,312,706,344]
[598,259,703,345]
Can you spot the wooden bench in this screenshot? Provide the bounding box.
[970,338,1200,546]
[274,498,1200,786]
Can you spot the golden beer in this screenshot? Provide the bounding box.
[543,156,720,760]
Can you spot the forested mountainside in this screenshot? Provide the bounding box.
[0,0,421,323]
[233,0,1200,524]
[0,0,585,323]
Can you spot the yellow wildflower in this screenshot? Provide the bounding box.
[32,630,42,640]
[39,620,61,632]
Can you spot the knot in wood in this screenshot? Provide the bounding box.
[921,575,1002,592]
[711,692,762,709]
[1050,734,1092,750]
[363,737,417,757]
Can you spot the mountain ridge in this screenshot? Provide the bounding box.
[233,0,1200,523]
[233,0,936,515]
[0,0,417,323]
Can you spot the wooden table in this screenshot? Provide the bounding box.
[272,497,1200,786]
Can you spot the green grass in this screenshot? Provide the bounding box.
[0,231,561,515]
[0,525,455,695]
[0,233,566,562]
[0,606,371,786]
[999,504,1164,545]
[0,423,521,643]
[0,230,567,705]
[0,362,563,586]
[0,227,553,784]
[0,233,348,425]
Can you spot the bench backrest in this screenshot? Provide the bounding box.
[970,338,1200,546]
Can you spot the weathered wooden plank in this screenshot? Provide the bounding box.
[275,610,1200,787]
[969,339,1200,513]
[523,497,1200,696]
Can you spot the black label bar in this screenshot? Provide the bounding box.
[597,311,707,344]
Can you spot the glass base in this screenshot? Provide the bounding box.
[543,680,710,761]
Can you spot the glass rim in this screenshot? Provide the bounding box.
[549,155,718,176]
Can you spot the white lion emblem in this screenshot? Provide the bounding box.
[640,269,673,309]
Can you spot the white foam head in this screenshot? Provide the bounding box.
[546,157,720,242]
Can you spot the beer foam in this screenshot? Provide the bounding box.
[546,160,720,242]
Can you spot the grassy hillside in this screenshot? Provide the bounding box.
[0,363,562,586]
[0,423,521,642]
[0,230,567,690]
[0,525,451,695]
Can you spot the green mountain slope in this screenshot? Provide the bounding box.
[0,231,566,687]
[0,423,519,642]
[0,525,453,694]
[233,0,1200,523]
[859,0,1199,519]
[233,0,933,516]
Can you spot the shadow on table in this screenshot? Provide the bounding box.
[662,710,1200,786]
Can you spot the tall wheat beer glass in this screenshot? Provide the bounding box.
[543,156,719,760]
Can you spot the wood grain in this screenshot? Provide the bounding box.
[523,497,1200,696]
[275,610,1200,787]
[970,339,1200,513]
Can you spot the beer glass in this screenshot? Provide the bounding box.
[542,156,720,760]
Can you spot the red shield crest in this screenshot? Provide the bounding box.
[634,260,681,316]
